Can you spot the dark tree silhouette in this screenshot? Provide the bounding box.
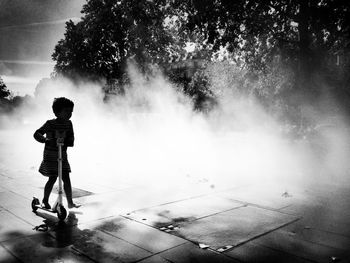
[52,0,173,80]
[51,0,350,110]
[174,0,350,75]
[53,0,350,81]
[0,76,10,99]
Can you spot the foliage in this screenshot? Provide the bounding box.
[53,0,350,86]
[186,60,296,118]
[0,76,11,99]
[51,0,350,124]
[53,0,174,80]
[173,0,350,75]
[0,76,34,114]
[187,69,213,110]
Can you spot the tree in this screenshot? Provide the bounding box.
[173,0,350,79]
[53,0,174,81]
[0,76,11,99]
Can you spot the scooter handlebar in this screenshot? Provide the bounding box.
[56,138,65,144]
[55,130,65,147]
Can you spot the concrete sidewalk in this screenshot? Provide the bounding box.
[1,165,350,263]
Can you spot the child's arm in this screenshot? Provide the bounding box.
[33,121,50,143]
[64,121,74,147]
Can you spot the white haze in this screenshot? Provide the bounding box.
[1,64,350,212]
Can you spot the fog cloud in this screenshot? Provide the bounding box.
[1,63,349,215]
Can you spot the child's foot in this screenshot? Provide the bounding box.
[68,203,81,209]
[42,201,51,209]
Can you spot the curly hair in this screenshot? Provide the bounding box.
[52,97,74,117]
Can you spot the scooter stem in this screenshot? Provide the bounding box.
[57,142,64,205]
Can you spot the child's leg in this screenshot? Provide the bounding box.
[62,172,73,205]
[43,176,57,206]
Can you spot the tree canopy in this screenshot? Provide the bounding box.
[53,0,173,80]
[0,76,10,99]
[175,0,350,72]
[53,0,350,90]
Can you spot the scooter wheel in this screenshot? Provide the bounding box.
[57,205,67,221]
[31,198,40,212]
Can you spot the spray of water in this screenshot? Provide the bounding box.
[1,63,350,218]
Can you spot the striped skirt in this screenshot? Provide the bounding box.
[39,147,71,177]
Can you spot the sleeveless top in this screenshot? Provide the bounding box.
[34,119,74,176]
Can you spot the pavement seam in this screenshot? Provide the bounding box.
[217,196,301,216]
[116,215,227,256]
[219,217,302,253]
[70,246,100,263]
[121,203,246,229]
[68,214,187,263]
[125,185,248,214]
[119,200,303,255]
[187,204,247,222]
[0,242,24,263]
[2,207,36,227]
[276,228,350,252]
[117,215,190,248]
[232,241,317,263]
[0,231,47,243]
[253,240,321,263]
[97,227,155,254]
[131,247,179,263]
[121,209,300,260]
[8,188,32,201]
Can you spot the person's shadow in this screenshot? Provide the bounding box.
[34,211,81,248]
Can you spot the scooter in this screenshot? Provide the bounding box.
[32,131,67,221]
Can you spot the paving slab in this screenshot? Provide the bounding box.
[125,195,244,228]
[74,179,132,193]
[0,210,35,242]
[71,228,152,262]
[157,242,239,263]
[280,203,350,237]
[255,229,350,263]
[173,205,299,251]
[47,219,97,249]
[0,185,7,193]
[0,191,30,210]
[215,182,305,210]
[0,179,42,199]
[2,184,44,203]
[63,192,128,224]
[49,186,94,198]
[0,191,45,226]
[137,254,173,263]
[2,147,350,263]
[1,232,93,263]
[89,216,186,253]
[0,244,20,263]
[16,184,43,199]
[224,241,311,263]
[282,220,350,251]
[167,182,234,199]
[9,206,45,227]
[71,188,241,225]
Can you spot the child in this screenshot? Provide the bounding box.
[34,97,79,209]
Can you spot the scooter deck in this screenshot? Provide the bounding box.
[33,204,57,213]
[32,198,68,220]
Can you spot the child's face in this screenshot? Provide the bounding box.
[57,107,73,120]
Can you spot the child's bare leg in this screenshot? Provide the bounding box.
[62,172,73,206]
[43,176,57,208]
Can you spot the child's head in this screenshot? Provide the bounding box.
[52,97,74,120]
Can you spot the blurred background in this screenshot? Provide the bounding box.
[0,0,85,95]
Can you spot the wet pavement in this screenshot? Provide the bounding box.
[1,165,350,263]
